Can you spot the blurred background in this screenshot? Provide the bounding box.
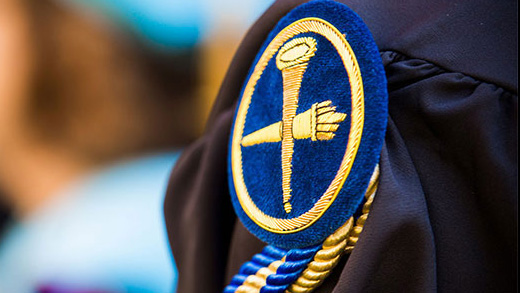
[0,0,273,292]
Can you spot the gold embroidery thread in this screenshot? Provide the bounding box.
[278,38,315,213]
[286,166,379,293]
[241,100,346,147]
[231,17,365,233]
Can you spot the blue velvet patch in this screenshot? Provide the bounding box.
[228,0,388,248]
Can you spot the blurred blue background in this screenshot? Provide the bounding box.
[0,0,273,292]
[61,0,273,49]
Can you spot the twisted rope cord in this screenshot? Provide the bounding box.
[224,246,288,293]
[260,246,321,293]
[226,166,379,293]
[225,245,322,293]
[286,165,379,293]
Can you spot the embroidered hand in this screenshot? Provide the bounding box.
[241,100,346,147]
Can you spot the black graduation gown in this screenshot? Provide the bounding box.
[164,0,518,292]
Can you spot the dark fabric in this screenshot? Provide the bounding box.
[0,197,12,240]
[164,0,517,292]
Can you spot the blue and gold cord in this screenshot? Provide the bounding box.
[224,245,322,293]
[224,246,287,292]
[225,165,379,293]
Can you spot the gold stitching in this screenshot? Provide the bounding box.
[285,166,379,293]
[241,100,345,146]
[231,17,365,233]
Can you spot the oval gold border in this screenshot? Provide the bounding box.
[231,18,365,233]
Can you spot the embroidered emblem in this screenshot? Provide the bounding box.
[241,36,348,214]
[226,0,388,291]
[229,0,387,249]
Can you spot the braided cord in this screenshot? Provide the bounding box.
[225,166,379,293]
[224,246,288,293]
[260,245,321,293]
[286,166,379,293]
[224,245,322,293]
